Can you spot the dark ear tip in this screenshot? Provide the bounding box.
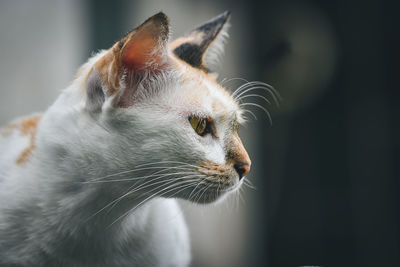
[144,12,170,32]
[197,11,231,32]
[217,10,231,23]
[222,10,231,19]
[152,12,170,25]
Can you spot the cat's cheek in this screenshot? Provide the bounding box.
[195,136,225,165]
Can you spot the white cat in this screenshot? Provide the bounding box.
[0,11,252,267]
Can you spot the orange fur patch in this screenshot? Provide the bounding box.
[226,133,251,166]
[94,47,122,96]
[0,122,18,137]
[198,161,229,180]
[199,161,228,172]
[212,99,230,116]
[15,115,41,165]
[169,38,188,51]
[172,55,216,82]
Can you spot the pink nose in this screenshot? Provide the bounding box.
[234,162,251,180]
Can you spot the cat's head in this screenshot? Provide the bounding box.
[81,12,250,204]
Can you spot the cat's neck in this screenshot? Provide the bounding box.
[19,149,164,263]
[14,93,162,259]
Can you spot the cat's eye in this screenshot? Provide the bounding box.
[188,115,212,136]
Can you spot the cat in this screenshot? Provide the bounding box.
[0,11,252,267]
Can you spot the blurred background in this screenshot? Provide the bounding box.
[0,0,398,266]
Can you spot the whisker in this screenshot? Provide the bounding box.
[188,179,203,201]
[196,182,213,203]
[85,165,194,183]
[129,174,204,208]
[168,181,201,199]
[232,81,278,99]
[84,170,196,184]
[85,172,199,220]
[220,77,249,87]
[241,109,258,120]
[105,172,201,211]
[107,179,201,228]
[231,81,260,97]
[235,85,281,107]
[243,178,257,190]
[237,94,272,105]
[107,175,201,215]
[131,160,199,169]
[233,81,279,101]
[235,187,240,211]
[238,185,245,205]
[122,172,199,195]
[191,180,210,203]
[216,178,221,201]
[240,102,273,125]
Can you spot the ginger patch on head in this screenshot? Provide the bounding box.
[15,115,41,165]
[198,161,229,178]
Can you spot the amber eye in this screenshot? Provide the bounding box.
[188,115,210,136]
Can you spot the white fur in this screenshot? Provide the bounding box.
[204,22,230,70]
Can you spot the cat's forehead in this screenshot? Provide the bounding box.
[172,61,241,121]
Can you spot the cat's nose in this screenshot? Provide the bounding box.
[234,162,251,180]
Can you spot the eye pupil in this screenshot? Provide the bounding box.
[197,119,206,134]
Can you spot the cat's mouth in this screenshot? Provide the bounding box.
[185,163,242,204]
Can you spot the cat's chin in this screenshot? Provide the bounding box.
[183,179,242,205]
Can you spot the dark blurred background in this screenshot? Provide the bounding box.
[0,0,399,266]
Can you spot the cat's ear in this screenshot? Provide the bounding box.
[119,12,170,72]
[89,12,170,109]
[116,12,170,107]
[170,11,230,72]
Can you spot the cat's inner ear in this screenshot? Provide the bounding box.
[120,12,170,72]
[170,11,230,72]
